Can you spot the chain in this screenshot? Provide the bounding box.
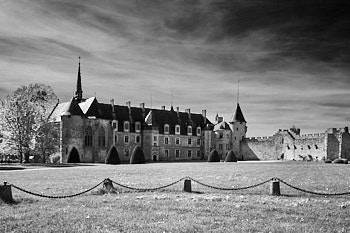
[188,177,273,191]
[276,178,350,196]
[111,177,186,192]
[10,180,104,199]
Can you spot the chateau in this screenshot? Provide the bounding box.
[50,60,350,163]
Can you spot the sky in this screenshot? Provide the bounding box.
[0,0,350,137]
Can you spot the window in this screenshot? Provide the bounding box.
[188,138,192,145]
[164,124,170,134]
[219,133,223,139]
[98,127,105,147]
[124,148,129,157]
[188,126,192,135]
[84,126,92,146]
[114,133,118,144]
[315,145,318,149]
[124,121,130,132]
[124,135,129,144]
[135,135,140,143]
[176,138,180,145]
[226,144,230,150]
[164,137,169,145]
[307,145,311,150]
[165,149,169,157]
[196,150,201,157]
[226,134,230,139]
[175,125,180,135]
[153,135,158,146]
[135,122,141,133]
[175,149,180,158]
[197,138,201,146]
[219,144,223,150]
[196,127,201,136]
[112,120,118,130]
[187,150,192,158]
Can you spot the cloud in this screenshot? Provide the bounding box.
[0,0,349,136]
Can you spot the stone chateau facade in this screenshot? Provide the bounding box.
[50,61,350,163]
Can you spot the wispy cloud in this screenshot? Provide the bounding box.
[0,0,349,136]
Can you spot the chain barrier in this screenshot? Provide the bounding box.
[10,180,104,199]
[110,177,186,192]
[275,178,350,196]
[7,177,350,198]
[188,177,273,191]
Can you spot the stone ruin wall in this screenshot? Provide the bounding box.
[291,134,326,161]
[242,136,278,160]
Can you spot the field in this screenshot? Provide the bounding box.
[1,161,350,232]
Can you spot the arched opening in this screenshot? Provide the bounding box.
[153,155,157,161]
[67,147,80,163]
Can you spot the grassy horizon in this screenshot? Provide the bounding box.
[1,161,350,232]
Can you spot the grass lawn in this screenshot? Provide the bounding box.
[1,161,350,232]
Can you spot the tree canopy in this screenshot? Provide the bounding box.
[0,83,58,163]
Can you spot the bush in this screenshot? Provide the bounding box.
[342,158,348,164]
[333,158,344,164]
[130,145,146,164]
[49,153,61,164]
[105,146,120,165]
[324,159,332,163]
[225,151,237,162]
[208,149,220,162]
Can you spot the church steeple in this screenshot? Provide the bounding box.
[74,57,83,103]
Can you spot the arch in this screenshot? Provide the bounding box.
[105,146,120,164]
[67,147,80,163]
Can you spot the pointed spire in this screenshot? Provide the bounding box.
[74,57,83,102]
[232,103,246,123]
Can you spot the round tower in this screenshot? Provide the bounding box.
[230,103,247,160]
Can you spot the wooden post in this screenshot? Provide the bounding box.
[183,179,192,193]
[0,182,13,203]
[270,180,280,196]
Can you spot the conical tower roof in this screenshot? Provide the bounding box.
[231,103,246,123]
[62,98,84,116]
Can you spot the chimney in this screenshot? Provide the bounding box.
[176,107,180,117]
[140,103,145,109]
[126,101,131,115]
[185,108,191,119]
[202,110,207,124]
[161,106,166,110]
[110,99,115,112]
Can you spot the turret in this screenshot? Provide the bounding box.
[230,103,247,160]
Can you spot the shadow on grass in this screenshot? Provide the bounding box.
[0,197,39,205]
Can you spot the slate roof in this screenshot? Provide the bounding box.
[231,103,246,123]
[213,121,231,131]
[50,97,212,135]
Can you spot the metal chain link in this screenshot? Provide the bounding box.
[111,177,186,192]
[188,177,273,191]
[275,178,350,196]
[10,180,104,199]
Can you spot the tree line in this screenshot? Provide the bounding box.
[0,83,59,163]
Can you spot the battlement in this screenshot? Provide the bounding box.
[246,136,274,141]
[300,133,325,138]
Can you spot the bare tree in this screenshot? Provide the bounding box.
[0,83,58,163]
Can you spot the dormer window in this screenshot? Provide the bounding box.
[164,124,170,134]
[135,122,141,133]
[124,121,130,132]
[187,126,192,135]
[175,125,180,135]
[112,120,118,131]
[196,127,201,136]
